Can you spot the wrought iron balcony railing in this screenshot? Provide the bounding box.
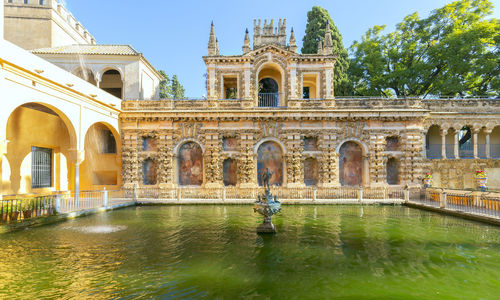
[258,93,281,107]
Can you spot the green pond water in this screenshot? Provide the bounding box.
[0,205,499,299]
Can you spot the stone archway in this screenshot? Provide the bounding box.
[80,122,121,189]
[100,69,123,99]
[5,103,76,194]
[257,141,283,186]
[339,141,363,187]
[178,142,203,186]
[257,62,283,107]
[74,67,97,86]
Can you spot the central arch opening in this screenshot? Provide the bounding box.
[100,69,123,99]
[258,63,282,107]
[339,141,363,187]
[257,141,283,187]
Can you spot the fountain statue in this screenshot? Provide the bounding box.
[253,168,281,233]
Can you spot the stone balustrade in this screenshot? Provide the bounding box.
[122,97,500,112]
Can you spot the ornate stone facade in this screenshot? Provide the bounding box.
[120,19,500,191]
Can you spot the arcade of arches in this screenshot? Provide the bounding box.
[74,68,124,99]
[1,103,121,195]
[124,120,412,190]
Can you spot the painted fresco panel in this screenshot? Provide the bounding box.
[142,159,157,185]
[223,159,237,186]
[257,141,283,186]
[304,158,318,186]
[222,137,238,151]
[339,142,362,186]
[178,142,203,186]
[387,158,400,185]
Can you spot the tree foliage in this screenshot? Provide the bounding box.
[302,6,350,95]
[348,0,499,97]
[159,70,185,99]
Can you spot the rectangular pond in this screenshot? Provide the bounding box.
[0,205,499,299]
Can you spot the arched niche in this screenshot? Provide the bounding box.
[339,141,363,187]
[178,142,203,186]
[386,157,400,185]
[304,157,318,186]
[142,159,157,185]
[223,158,237,186]
[257,141,283,187]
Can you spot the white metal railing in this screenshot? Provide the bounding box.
[413,188,500,218]
[132,186,410,203]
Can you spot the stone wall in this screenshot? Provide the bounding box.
[424,159,500,190]
[120,110,425,189]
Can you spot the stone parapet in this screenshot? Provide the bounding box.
[122,98,500,113]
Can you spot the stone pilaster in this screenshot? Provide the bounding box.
[369,134,385,186]
[238,133,256,188]
[204,133,223,188]
[158,134,174,188]
[122,134,139,189]
[318,134,339,187]
[285,133,304,187]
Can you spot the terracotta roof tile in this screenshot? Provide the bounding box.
[31,44,140,56]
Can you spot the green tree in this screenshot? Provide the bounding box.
[158,71,185,99]
[159,70,171,99]
[302,6,350,95]
[349,0,499,97]
[171,75,185,99]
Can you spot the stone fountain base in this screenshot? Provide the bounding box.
[257,216,277,233]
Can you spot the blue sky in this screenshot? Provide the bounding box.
[66,0,500,97]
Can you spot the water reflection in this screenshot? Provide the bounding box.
[0,206,498,299]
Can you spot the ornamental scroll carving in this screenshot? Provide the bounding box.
[238,146,255,184]
[286,149,303,184]
[205,145,223,184]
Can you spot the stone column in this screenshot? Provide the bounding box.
[454,132,459,159]
[0,139,8,199]
[441,130,447,159]
[473,128,479,159]
[69,150,85,196]
[485,129,491,159]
